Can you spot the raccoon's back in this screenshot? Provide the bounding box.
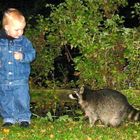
[87,89,130,119]
[87,88,130,108]
[90,89,140,122]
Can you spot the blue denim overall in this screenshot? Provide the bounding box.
[0,29,36,124]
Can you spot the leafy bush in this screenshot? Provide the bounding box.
[25,0,140,89]
[25,15,61,88]
[45,0,140,89]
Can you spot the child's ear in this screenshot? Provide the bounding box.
[4,25,9,32]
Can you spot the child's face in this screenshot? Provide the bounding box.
[5,20,26,38]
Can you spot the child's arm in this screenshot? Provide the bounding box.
[16,39,36,63]
[14,51,23,61]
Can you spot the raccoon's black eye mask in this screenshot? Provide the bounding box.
[69,93,79,100]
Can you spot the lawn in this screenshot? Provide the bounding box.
[0,117,140,140]
[0,89,140,140]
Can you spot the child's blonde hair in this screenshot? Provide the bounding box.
[2,8,26,28]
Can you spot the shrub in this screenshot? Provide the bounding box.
[25,0,140,89]
[25,15,61,88]
[45,0,140,89]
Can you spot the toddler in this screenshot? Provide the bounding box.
[0,8,36,127]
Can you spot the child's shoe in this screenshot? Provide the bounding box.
[19,121,30,128]
[2,122,13,127]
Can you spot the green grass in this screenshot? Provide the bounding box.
[0,118,140,140]
[0,89,140,140]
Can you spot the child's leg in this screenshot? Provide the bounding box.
[0,84,16,124]
[14,84,31,123]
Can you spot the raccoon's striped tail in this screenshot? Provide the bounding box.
[127,106,140,121]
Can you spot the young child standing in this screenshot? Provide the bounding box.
[0,8,36,127]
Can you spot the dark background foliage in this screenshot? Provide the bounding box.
[0,0,139,27]
[0,0,139,89]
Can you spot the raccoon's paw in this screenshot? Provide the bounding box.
[96,124,106,127]
[109,118,122,127]
[89,123,94,127]
[88,120,95,127]
[89,121,105,128]
[88,117,98,127]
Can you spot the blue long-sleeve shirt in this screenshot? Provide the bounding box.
[0,29,36,85]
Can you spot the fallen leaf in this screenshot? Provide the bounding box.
[2,128,10,135]
[86,136,92,140]
[50,134,54,139]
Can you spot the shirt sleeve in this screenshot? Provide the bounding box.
[20,38,36,63]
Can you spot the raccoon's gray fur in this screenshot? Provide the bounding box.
[69,86,140,127]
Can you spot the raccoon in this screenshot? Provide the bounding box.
[69,86,140,127]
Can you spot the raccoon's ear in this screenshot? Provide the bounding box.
[79,85,84,94]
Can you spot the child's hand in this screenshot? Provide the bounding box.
[14,52,23,60]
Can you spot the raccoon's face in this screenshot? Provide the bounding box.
[69,86,90,111]
[69,86,84,101]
